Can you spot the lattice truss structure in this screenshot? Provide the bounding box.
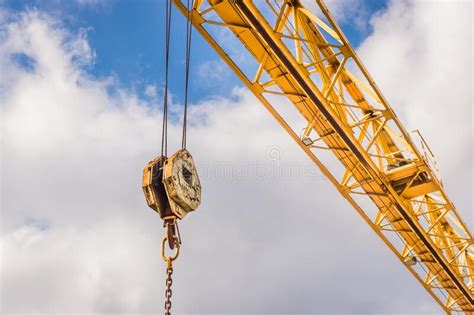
[172,0,474,312]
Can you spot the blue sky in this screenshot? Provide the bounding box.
[5,0,389,103]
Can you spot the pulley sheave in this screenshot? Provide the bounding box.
[142,149,201,219]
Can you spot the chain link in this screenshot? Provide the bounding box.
[162,224,179,314]
[164,261,173,315]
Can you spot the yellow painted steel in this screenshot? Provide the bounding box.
[172,0,474,313]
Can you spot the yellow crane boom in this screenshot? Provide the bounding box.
[173,0,474,312]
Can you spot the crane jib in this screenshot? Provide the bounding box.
[172,0,474,312]
[232,1,473,305]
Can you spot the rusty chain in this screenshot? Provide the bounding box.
[162,224,179,315]
[164,260,173,315]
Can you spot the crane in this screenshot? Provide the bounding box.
[166,0,474,313]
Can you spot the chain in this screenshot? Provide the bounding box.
[162,231,179,315]
[164,260,173,315]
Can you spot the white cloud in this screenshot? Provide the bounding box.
[196,59,230,82]
[0,1,471,314]
[76,0,106,7]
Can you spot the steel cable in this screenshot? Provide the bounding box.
[161,0,172,157]
[181,0,193,150]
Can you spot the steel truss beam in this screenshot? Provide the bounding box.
[173,0,474,313]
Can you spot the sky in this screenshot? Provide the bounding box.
[2,0,389,101]
[0,0,472,314]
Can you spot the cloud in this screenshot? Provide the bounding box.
[0,1,471,314]
[76,0,106,7]
[196,59,230,83]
